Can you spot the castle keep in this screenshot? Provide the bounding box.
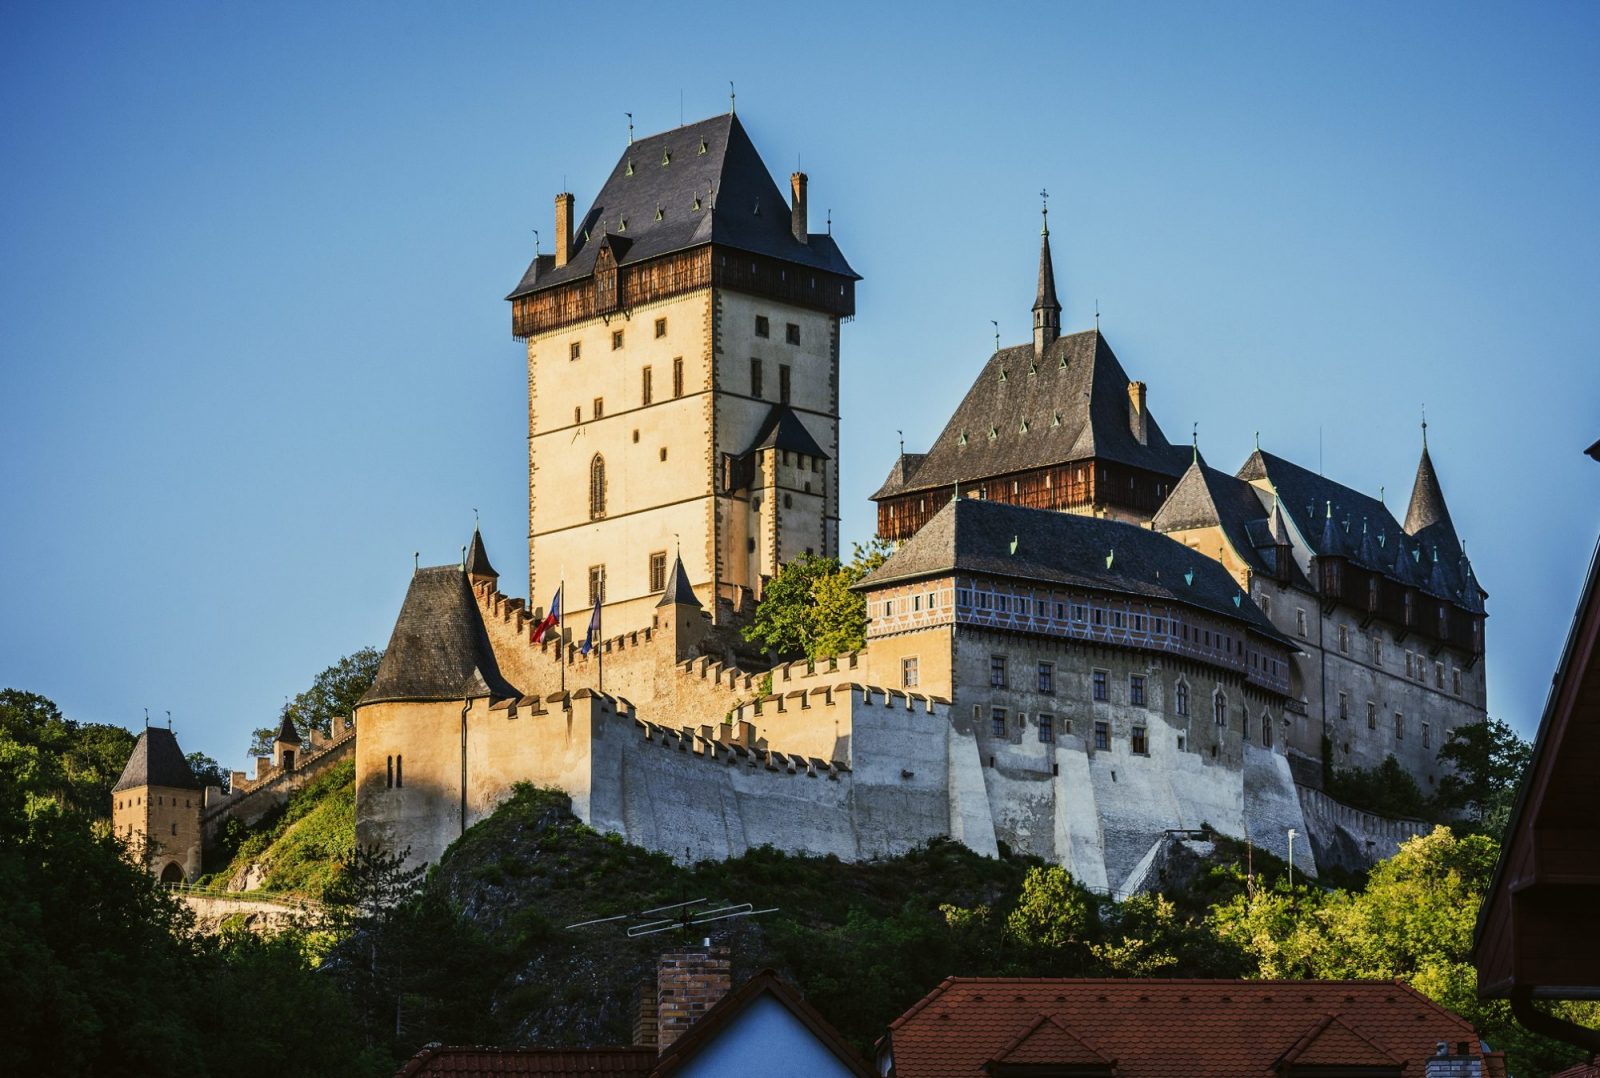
[118,110,1484,890]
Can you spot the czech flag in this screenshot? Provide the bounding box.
[579,594,601,656]
[532,586,561,644]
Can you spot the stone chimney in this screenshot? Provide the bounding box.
[555,192,575,268]
[631,978,658,1049]
[1424,1042,1481,1078]
[652,948,732,1052]
[790,172,808,244]
[1128,381,1148,445]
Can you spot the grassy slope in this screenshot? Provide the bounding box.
[196,759,355,899]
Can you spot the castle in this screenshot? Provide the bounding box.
[116,111,1486,892]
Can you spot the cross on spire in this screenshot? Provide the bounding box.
[1040,188,1050,236]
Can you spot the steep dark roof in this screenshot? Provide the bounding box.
[114,727,200,792]
[1404,446,1461,557]
[507,113,856,300]
[466,527,497,579]
[1151,457,1308,586]
[360,566,520,706]
[1237,449,1484,610]
[876,330,1187,501]
[656,553,702,608]
[870,452,928,500]
[274,711,302,745]
[858,497,1290,645]
[746,403,828,459]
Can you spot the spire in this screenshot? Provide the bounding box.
[466,527,498,581]
[1403,442,1459,550]
[656,553,702,609]
[1032,191,1061,357]
[274,710,302,746]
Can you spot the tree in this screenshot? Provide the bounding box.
[744,540,894,661]
[186,751,229,792]
[1434,717,1531,836]
[248,647,384,758]
[1326,754,1432,820]
[0,687,135,816]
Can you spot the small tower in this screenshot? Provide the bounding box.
[1032,200,1062,357]
[112,726,203,884]
[273,711,303,772]
[652,553,708,662]
[466,526,498,590]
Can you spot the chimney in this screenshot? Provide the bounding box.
[631,978,658,1048]
[1424,1041,1482,1078]
[653,948,732,1052]
[790,172,808,244]
[555,192,575,268]
[1127,381,1148,445]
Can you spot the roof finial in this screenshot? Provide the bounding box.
[1094,298,1100,331]
[826,208,831,234]
[413,551,420,574]
[166,710,172,730]
[990,319,999,352]
[1254,431,1260,451]
[897,429,905,455]
[728,81,735,115]
[473,507,480,527]
[1192,422,1199,464]
[143,707,149,728]
[1380,485,1386,504]
[1421,403,1428,448]
[461,545,467,570]
[531,228,539,255]
[626,112,634,145]
[1040,188,1050,236]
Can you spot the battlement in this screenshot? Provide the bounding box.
[204,717,356,831]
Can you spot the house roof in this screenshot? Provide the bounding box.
[360,566,520,706]
[746,403,829,459]
[871,452,928,500]
[873,330,1188,501]
[506,113,856,301]
[651,969,871,1078]
[857,497,1292,646]
[394,1046,655,1077]
[467,528,498,579]
[1150,454,1310,586]
[1237,449,1483,610]
[656,553,702,609]
[113,726,201,792]
[881,978,1482,1078]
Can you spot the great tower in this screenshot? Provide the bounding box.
[506,112,858,634]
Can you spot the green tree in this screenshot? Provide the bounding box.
[0,687,135,815]
[1004,865,1099,961]
[248,646,383,757]
[1326,754,1432,820]
[744,540,894,660]
[186,750,229,791]
[1434,717,1532,836]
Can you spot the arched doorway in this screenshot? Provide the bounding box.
[160,862,185,885]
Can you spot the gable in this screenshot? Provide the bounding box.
[669,993,861,1078]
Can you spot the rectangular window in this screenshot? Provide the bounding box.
[1038,714,1054,743]
[1406,651,1415,678]
[1435,662,1445,689]
[1131,725,1148,755]
[592,397,604,419]
[1394,712,1404,739]
[990,655,1008,688]
[750,358,763,398]
[649,552,667,593]
[1092,670,1108,702]
[672,357,684,397]
[1371,635,1383,666]
[779,364,791,403]
[1338,691,1348,720]
[654,317,667,338]
[570,341,582,360]
[1453,668,1463,695]
[1367,702,1377,730]
[1423,722,1431,748]
[1037,662,1054,694]
[1338,625,1350,653]
[588,565,606,606]
[901,657,919,688]
[786,322,801,345]
[641,365,653,406]
[755,315,770,338]
[611,329,624,350]
[1261,715,1273,747]
[1093,721,1110,751]
[991,708,1007,737]
[1296,609,1308,637]
[1129,674,1147,707]
[1175,681,1189,716]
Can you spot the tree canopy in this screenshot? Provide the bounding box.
[249,646,383,757]
[743,540,892,660]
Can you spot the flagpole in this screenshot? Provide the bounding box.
[597,597,604,694]
[559,574,566,697]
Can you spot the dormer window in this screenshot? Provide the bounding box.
[661,150,671,166]
[698,138,708,154]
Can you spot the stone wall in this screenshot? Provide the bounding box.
[203,719,356,839]
[1296,782,1430,873]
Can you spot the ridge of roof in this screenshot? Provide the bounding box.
[360,566,521,706]
[395,1044,655,1078]
[878,330,1187,502]
[113,726,201,792]
[507,113,857,301]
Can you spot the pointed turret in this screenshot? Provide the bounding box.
[656,553,702,609]
[1403,444,1460,554]
[274,710,302,746]
[466,527,498,585]
[273,709,302,771]
[653,553,707,660]
[1032,203,1061,357]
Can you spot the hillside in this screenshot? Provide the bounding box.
[197,759,356,898]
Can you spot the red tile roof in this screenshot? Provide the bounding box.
[395,1046,655,1077]
[882,978,1482,1078]
[1551,1062,1600,1078]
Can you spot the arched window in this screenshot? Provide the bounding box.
[589,455,607,519]
[1214,692,1227,726]
[1261,713,1274,746]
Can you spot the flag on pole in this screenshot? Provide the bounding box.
[532,586,562,644]
[579,594,601,656]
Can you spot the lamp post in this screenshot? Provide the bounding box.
[1287,828,1298,890]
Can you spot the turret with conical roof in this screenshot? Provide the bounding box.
[466,527,498,586]
[1404,442,1461,558]
[273,709,302,771]
[112,726,203,884]
[653,552,708,661]
[1032,202,1061,357]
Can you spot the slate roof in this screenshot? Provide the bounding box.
[746,402,829,459]
[870,452,927,500]
[1237,449,1484,611]
[881,978,1483,1078]
[466,528,497,578]
[395,1046,655,1077]
[360,566,520,706]
[1151,456,1309,588]
[1033,224,1061,316]
[274,711,302,746]
[656,553,702,608]
[1404,445,1465,564]
[114,727,201,792]
[507,113,856,300]
[857,497,1291,645]
[875,330,1188,501]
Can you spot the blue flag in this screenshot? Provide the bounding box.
[579,594,601,656]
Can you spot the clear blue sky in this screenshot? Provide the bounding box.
[3,2,1597,769]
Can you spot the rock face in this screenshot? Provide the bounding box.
[180,894,320,935]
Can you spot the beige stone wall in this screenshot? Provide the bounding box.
[113,783,202,882]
